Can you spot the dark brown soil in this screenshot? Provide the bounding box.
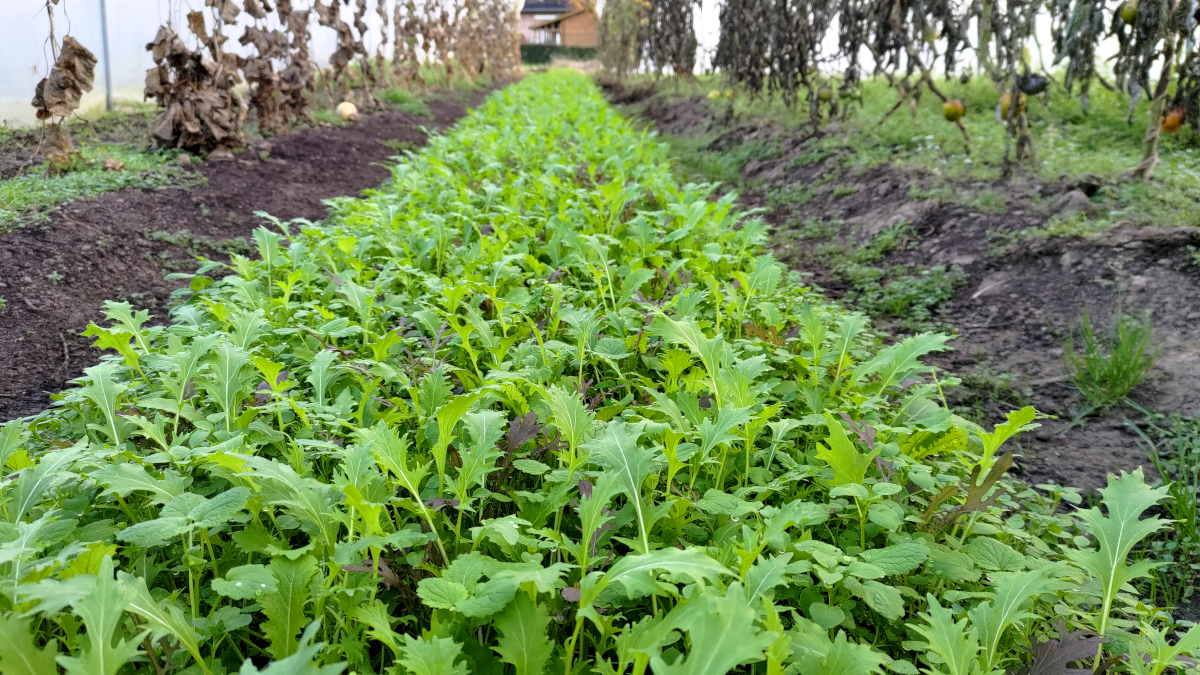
[626,87,1200,492]
[0,94,486,420]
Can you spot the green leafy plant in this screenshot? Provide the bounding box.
[0,71,1188,674]
[1063,307,1159,411]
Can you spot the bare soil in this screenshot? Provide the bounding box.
[621,85,1200,491]
[0,93,488,420]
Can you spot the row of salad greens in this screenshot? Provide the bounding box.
[0,69,1190,675]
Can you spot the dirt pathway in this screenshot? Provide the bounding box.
[627,88,1200,491]
[0,94,486,420]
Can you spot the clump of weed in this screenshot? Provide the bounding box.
[0,145,195,229]
[1063,307,1158,411]
[766,183,814,207]
[1129,411,1200,608]
[381,139,420,155]
[830,184,859,199]
[967,189,1007,213]
[376,87,434,118]
[146,229,251,257]
[661,134,780,185]
[951,369,1033,425]
[842,262,968,328]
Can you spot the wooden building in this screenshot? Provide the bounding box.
[518,0,599,48]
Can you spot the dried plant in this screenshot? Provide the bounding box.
[144,16,246,152]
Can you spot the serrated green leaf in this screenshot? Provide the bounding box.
[926,548,980,582]
[0,613,58,675]
[650,584,776,675]
[117,516,189,548]
[844,577,906,620]
[398,634,470,675]
[57,557,142,675]
[492,593,554,675]
[815,413,879,486]
[260,555,318,660]
[512,458,550,475]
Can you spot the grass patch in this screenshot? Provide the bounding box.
[0,144,194,229]
[1063,307,1159,411]
[1129,411,1200,608]
[634,72,1200,232]
[376,87,434,118]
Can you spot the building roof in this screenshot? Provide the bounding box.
[528,8,587,27]
[521,0,575,14]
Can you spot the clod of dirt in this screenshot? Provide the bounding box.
[1071,172,1106,197]
[848,199,939,239]
[1049,189,1094,218]
[177,154,193,168]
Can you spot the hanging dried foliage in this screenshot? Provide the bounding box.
[32,36,97,121]
[1049,0,1107,110]
[643,0,700,75]
[599,0,648,77]
[393,0,423,85]
[239,24,291,135]
[276,0,318,125]
[315,0,359,91]
[144,23,246,152]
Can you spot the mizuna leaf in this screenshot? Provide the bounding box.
[90,463,189,505]
[350,599,405,658]
[433,392,480,489]
[744,553,792,603]
[545,385,595,453]
[584,421,660,553]
[650,584,777,675]
[57,557,143,675]
[1065,468,1168,636]
[0,613,59,675]
[815,413,879,486]
[492,593,554,675]
[976,406,1038,471]
[908,593,981,675]
[119,571,211,675]
[787,616,890,675]
[600,547,731,599]
[398,634,470,675]
[11,443,85,524]
[969,565,1073,672]
[260,555,319,660]
[236,621,344,675]
[763,500,829,550]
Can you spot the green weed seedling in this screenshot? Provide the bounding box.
[1063,306,1159,414]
